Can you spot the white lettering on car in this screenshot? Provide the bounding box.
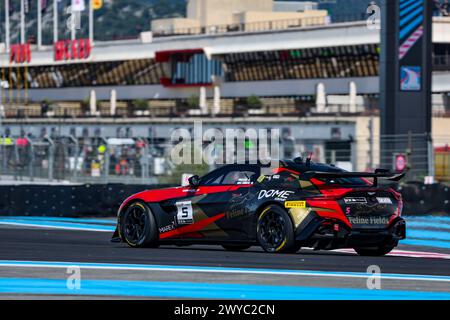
[258,190,295,201]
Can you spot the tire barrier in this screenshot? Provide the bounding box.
[0,184,171,217]
[0,182,448,217]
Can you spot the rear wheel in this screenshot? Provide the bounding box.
[222,245,251,251]
[354,245,395,257]
[121,202,159,248]
[257,205,296,253]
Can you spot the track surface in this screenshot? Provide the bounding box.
[0,217,449,299]
[1,227,450,275]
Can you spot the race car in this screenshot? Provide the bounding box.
[111,158,406,256]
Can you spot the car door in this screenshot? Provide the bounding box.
[159,165,259,241]
[195,165,260,240]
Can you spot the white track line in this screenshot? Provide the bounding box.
[0,261,449,283]
[0,221,112,232]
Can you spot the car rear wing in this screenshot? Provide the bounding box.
[302,169,405,187]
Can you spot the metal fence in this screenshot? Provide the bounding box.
[0,132,449,184]
[0,136,170,184]
[379,133,434,182]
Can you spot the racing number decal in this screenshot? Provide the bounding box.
[176,201,194,225]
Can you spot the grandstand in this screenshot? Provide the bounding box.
[1,18,449,111]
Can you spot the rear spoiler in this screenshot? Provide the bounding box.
[302,169,405,187]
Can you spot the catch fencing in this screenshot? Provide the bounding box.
[0,135,170,184]
[0,132,449,184]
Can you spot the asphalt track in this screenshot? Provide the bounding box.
[0,216,449,299]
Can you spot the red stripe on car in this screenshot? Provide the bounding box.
[160,213,226,239]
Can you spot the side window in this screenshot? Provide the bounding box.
[200,166,260,186]
[200,169,226,186]
[222,170,258,185]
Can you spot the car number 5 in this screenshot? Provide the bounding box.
[176,201,193,224]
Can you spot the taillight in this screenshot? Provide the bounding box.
[397,198,403,217]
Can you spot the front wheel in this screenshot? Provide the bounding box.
[354,245,395,257]
[257,205,296,253]
[121,202,159,248]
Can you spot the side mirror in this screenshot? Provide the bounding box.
[188,175,200,187]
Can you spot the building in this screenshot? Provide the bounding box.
[151,0,327,36]
[0,4,449,182]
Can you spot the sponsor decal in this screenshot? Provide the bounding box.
[256,175,266,183]
[376,197,393,204]
[343,197,367,204]
[10,43,31,64]
[394,153,408,172]
[258,190,295,201]
[236,178,251,185]
[226,209,246,219]
[159,222,175,233]
[400,66,421,91]
[284,201,306,208]
[54,39,91,61]
[348,216,390,225]
[176,201,194,225]
[227,192,255,219]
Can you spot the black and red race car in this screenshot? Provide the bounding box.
[112,158,406,256]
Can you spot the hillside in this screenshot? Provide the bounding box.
[318,0,375,20]
[0,0,186,43]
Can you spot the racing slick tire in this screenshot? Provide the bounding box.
[257,205,296,253]
[222,245,252,251]
[354,245,395,257]
[121,202,159,248]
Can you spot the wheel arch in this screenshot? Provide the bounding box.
[255,201,297,253]
[116,198,149,241]
[254,201,295,227]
